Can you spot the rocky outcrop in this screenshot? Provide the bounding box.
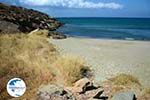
[37,78,108,100]
[37,77,148,100]
[68,78,108,100]
[0,3,62,33]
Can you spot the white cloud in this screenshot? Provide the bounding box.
[19,0,123,9]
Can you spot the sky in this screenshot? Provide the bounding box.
[0,0,150,18]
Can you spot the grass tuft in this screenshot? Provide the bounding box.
[142,88,150,95]
[52,54,91,86]
[110,74,141,86]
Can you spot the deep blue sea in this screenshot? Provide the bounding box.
[56,18,150,41]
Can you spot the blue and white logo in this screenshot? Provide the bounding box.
[7,78,26,97]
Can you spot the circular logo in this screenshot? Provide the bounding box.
[7,78,26,97]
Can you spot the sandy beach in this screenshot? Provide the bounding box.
[50,37,150,87]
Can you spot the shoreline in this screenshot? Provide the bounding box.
[50,37,150,87]
[64,34,150,42]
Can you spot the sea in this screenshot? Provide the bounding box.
[56,17,150,41]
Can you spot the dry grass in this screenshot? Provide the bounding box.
[142,88,150,95]
[110,74,141,86]
[0,31,57,99]
[104,74,142,99]
[0,30,91,99]
[138,88,150,100]
[52,54,91,86]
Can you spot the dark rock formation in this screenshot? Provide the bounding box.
[0,3,63,33]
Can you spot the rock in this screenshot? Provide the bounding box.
[0,20,21,33]
[111,91,136,100]
[88,89,108,100]
[71,78,98,94]
[93,90,108,100]
[52,34,67,39]
[73,87,107,100]
[49,31,67,39]
[37,84,76,100]
[86,88,108,100]
[0,3,62,33]
[73,78,92,93]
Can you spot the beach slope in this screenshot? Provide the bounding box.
[50,37,150,87]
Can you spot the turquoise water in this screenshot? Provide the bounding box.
[57,18,150,41]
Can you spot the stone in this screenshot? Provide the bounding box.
[37,84,76,100]
[49,31,67,39]
[86,88,108,100]
[73,88,107,100]
[65,78,107,100]
[93,90,104,98]
[73,78,92,93]
[0,20,21,33]
[111,91,136,100]
[52,34,67,39]
[71,78,97,94]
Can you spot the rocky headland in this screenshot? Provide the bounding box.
[0,3,66,39]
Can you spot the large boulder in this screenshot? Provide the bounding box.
[0,3,62,33]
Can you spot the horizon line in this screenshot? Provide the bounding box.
[55,16,150,19]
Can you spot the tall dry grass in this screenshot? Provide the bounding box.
[0,30,91,99]
[0,31,57,99]
[52,54,91,86]
[110,74,141,87]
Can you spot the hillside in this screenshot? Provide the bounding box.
[0,3,62,33]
